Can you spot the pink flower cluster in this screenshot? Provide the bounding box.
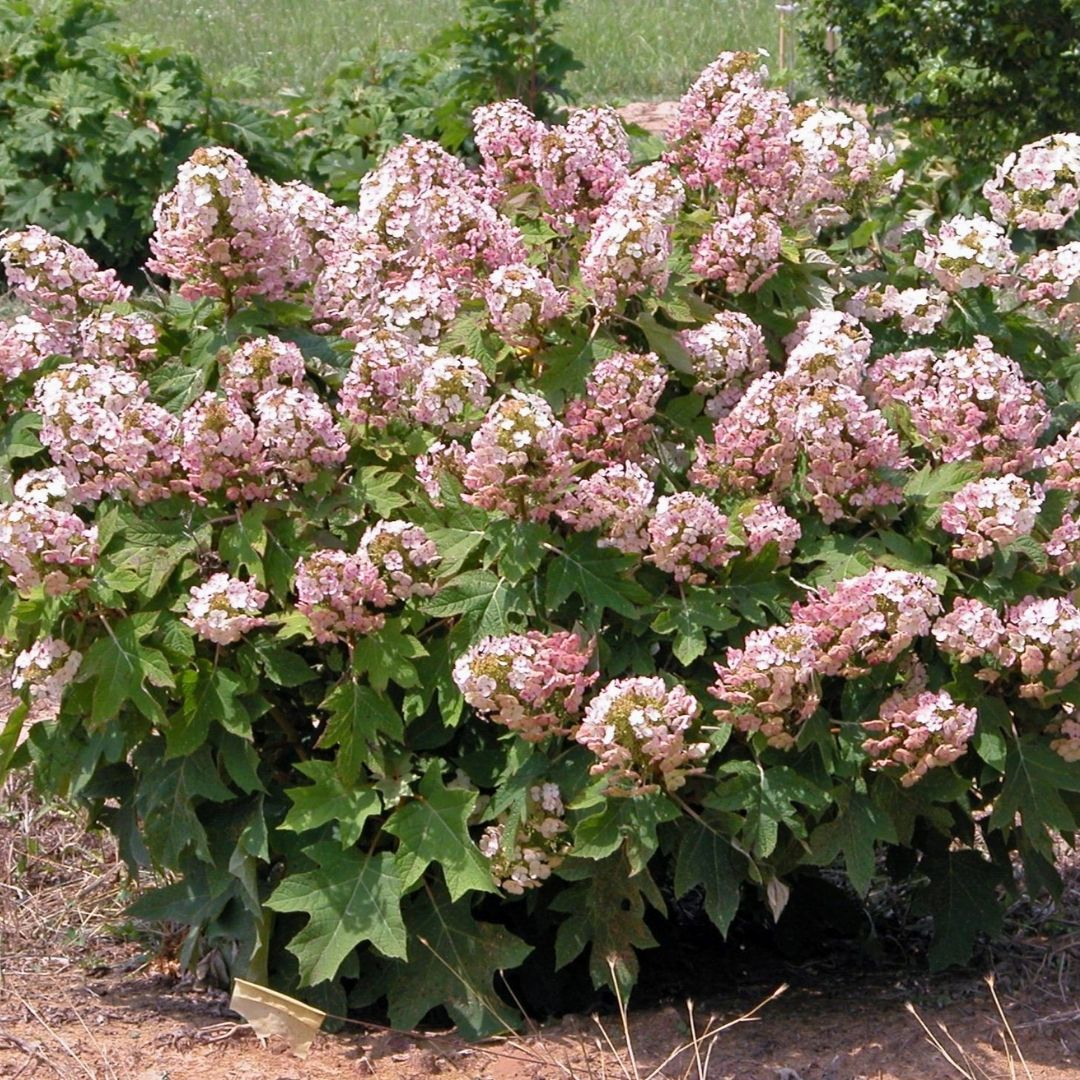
[940,476,1044,560]
[1051,713,1080,762]
[676,311,768,417]
[0,231,162,384]
[77,311,158,368]
[782,309,872,388]
[1003,596,1080,698]
[691,209,782,294]
[868,338,1049,472]
[150,147,289,305]
[316,138,525,340]
[179,384,346,502]
[10,638,82,706]
[339,329,438,429]
[690,85,798,210]
[845,284,950,335]
[665,51,769,175]
[914,215,1017,292]
[0,316,58,384]
[1,226,130,341]
[984,133,1080,231]
[862,689,977,787]
[460,392,573,521]
[791,568,942,677]
[693,374,908,523]
[294,521,438,642]
[479,782,569,895]
[736,500,801,562]
[789,102,894,227]
[1041,420,1080,494]
[646,492,731,583]
[294,548,391,642]
[934,595,1080,700]
[358,520,441,601]
[709,623,821,749]
[219,336,306,400]
[32,363,179,504]
[580,163,685,311]
[13,468,73,509]
[557,462,655,553]
[150,147,344,308]
[452,630,596,741]
[183,574,268,645]
[0,499,98,596]
[411,355,492,435]
[665,54,892,295]
[932,596,1009,669]
[1044,508,1080,573]
[1015,241,1080,333]
[575,676,708,795]
[563,350,666,464]
[483,262,569,349]
[474,102,631,231]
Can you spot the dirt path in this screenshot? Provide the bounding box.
[0,959,1078,1079]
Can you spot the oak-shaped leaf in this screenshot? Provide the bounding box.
[385,762,496,900]
[552,852,663,998]
[913,849,1008,971]
[266,844,407,987]
[384,884,532,1039]
[282,760,382,847]
[673,818,746,937]
[808,789,897,896]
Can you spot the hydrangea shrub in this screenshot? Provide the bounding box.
[4,52,1080,1034]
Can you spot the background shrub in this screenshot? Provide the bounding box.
[0,0,288,273]
[800,0,1080,160]
[289,0,580,202]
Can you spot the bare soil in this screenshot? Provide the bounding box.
[1,779,1078,1080]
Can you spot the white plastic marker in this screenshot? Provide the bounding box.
[229,978,327,1059]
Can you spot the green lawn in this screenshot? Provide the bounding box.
[118,0,785,103]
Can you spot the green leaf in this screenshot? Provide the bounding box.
[353,466,410,516]
[552,853,663,998]
[904,461,984,520]
[913,850,1008,971]
[651,588,738,665]
[973,696,1011,771]
[709,764,829,859]
[634,313,695,374]
[352,621,427,691]
[808,790,897,896]
[545,533,649,625]
[248,638,316,687]
[573,792,681,875]
[133,742,234,866]
[266,844,407,985]
[424,523,486,577]
[99,506,209,599]
[0,700,29,776]
[317,677,404,782]
[81,619,172,726]
[422,570,530,637]
[988,736,1080,857]
[385,763,496,900]
[282,760,381,847]
[220,505,267,583]
[673,819,745,937]
[168,664,246,758]
[385,884,532,1039]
